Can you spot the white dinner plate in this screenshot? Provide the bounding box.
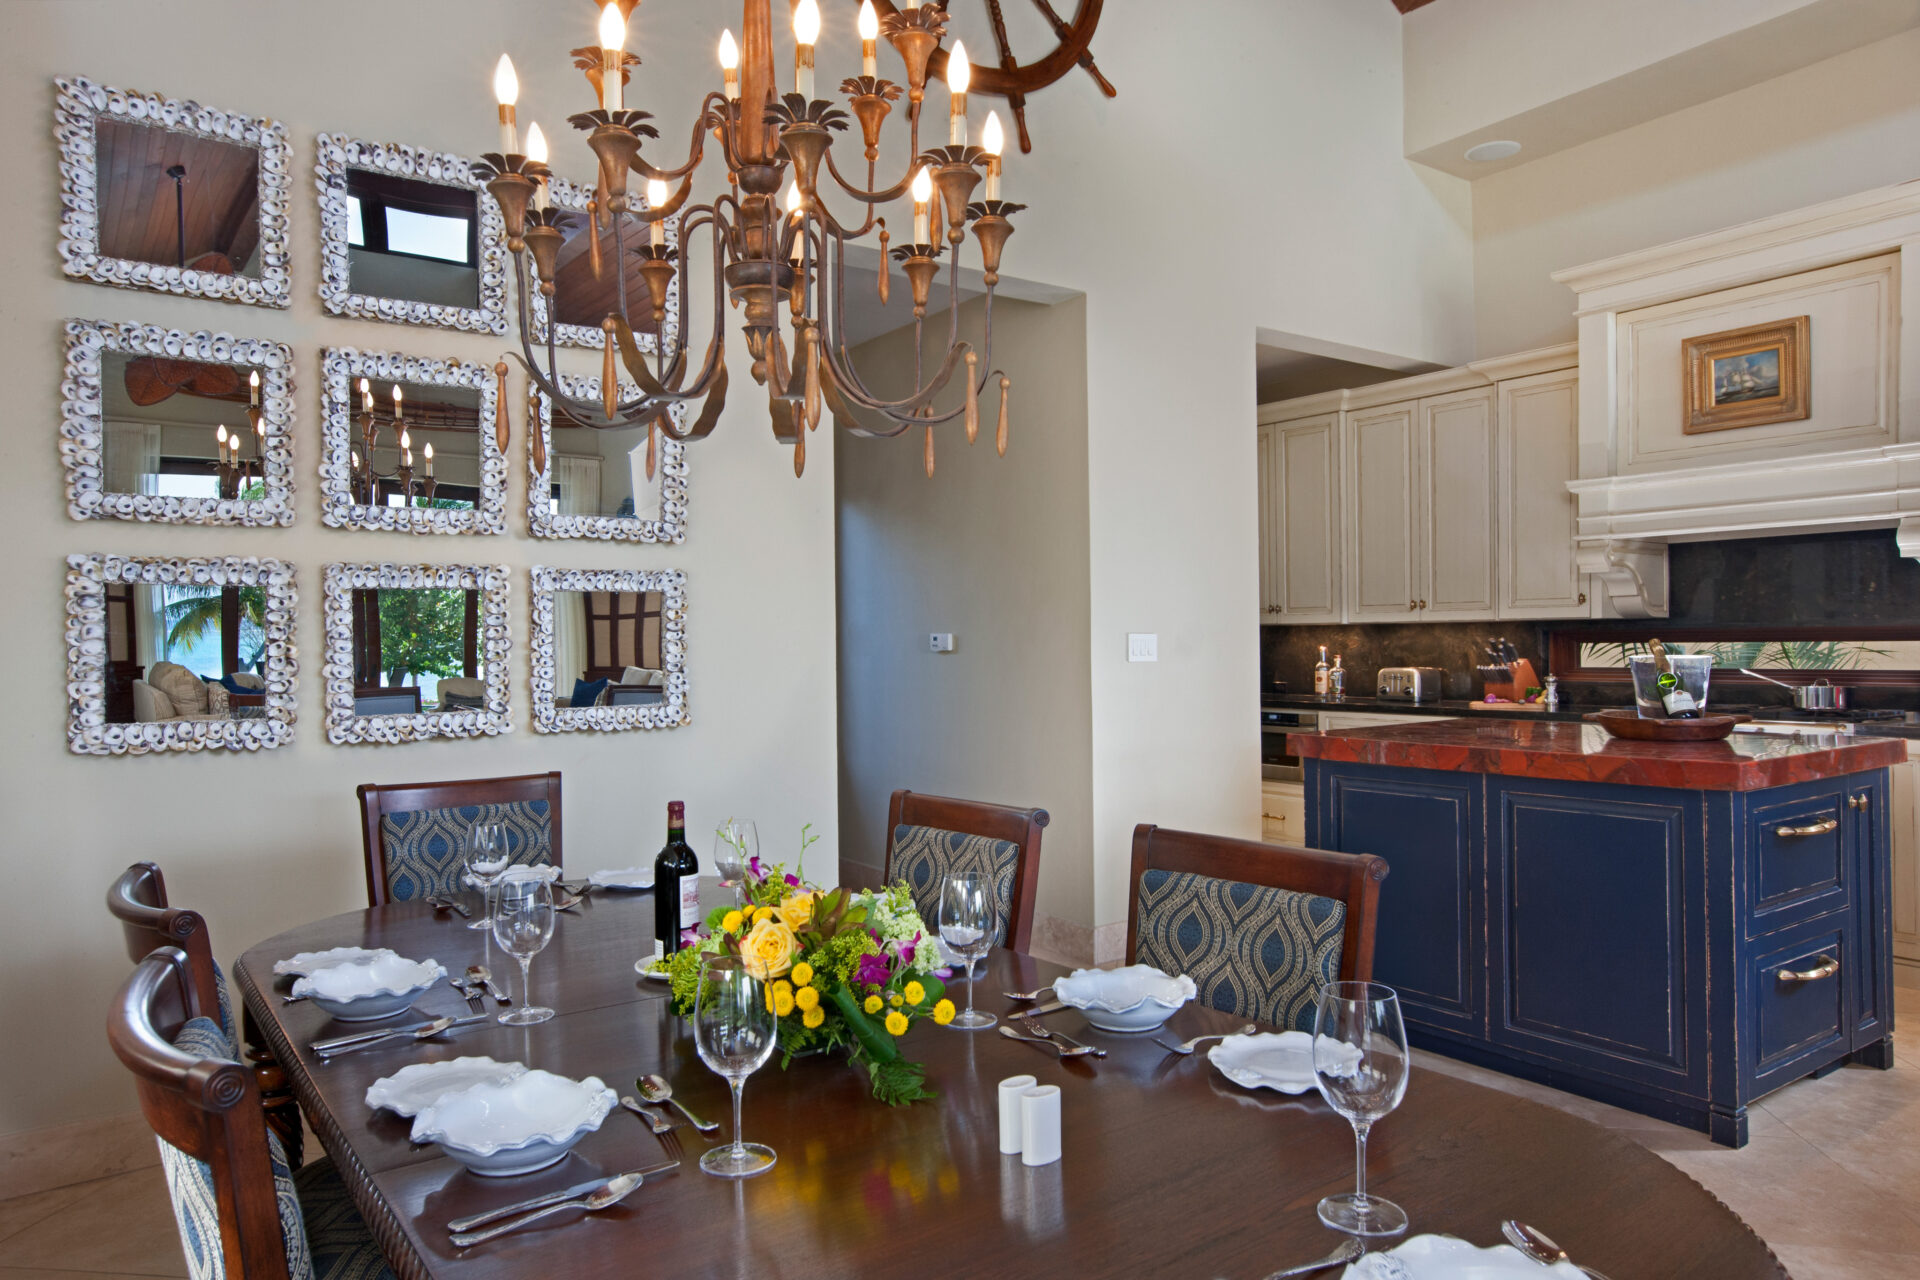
[272,946,396,977]
[634,958,672,981]
[590,867,655,890]
[1340,1234,1583,1278]
[1208,1030,1358,1094]
[365,1057,528,1118]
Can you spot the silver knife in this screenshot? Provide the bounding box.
[311,1014,489,1057]
[444,1162,679,1234]
[1021,1000,1070,1017]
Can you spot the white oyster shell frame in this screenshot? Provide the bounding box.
[528,374,688,543]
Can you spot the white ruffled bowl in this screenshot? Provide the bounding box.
[273,946,397,978]
[1341,1234,1583,1279]
[365,1057,528,1118]
[411,1069,617,1177]
[291,953,446,1022]
[1053,964,1197,1033]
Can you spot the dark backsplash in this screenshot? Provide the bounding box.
[1262,623,1548,701]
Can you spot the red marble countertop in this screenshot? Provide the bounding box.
[1288,719,1908,791]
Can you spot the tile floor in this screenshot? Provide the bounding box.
[5,988,1914,1278]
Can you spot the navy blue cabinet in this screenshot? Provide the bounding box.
[1306,761,1892,1146]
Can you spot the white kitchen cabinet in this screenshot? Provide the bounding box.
[1893,758,1919,968]
[1344,404,1420,621]
[1261,779,1306,844]
[1498,370,1589,618]
[1258,411,1343,623]
[1419,389,1498,619]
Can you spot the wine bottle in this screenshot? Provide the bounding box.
[1329,653,1346,700]
[1647,639,1700,719]
[1314,645,1330,696]
[653,800,701,960]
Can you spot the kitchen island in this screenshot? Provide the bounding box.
[1290,718,1907,1146]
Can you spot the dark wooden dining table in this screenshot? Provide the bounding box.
[235,885,1787,1280]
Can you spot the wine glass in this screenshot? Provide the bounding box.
[490,878,557,1026]
[464,822,509,930]
[939,871,996,1030]
[712,819,757,906]
[693,958,777,1177]
[1312,980,1411,1237]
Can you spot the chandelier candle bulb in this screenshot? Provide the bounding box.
[526,122,549,210]
[983,111,1004,199]
[948,41,970,145]
[359,377,372,415]
[793,0,820,100]
[647,179,669,248]
[911,166,932,243]
[423,442,433,477]
[248,368,260,407]
[598,3,626,112]
[215,424,228,463]
[719,29,740,100]
[493,55,519,156]
[859,0,879,76]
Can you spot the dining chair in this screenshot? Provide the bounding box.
[108,947,396,1280]
[356,772,563,907]
[884,790,1049,954]
[1126,824,1388,1033]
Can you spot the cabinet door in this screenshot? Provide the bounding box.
[1498,370,1588,618]
[1266,414,1342,623]
[1345,405,1420,621]
[1257,422,1281,620]
[1891,760,1918,964]
[1420,389,1497,619]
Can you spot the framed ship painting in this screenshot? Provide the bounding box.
[1682,315,1809,434]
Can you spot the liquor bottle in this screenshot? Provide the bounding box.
[1328,654,1346,700]
[653,801,701,960]
[1646,639,1699,719]
[1314,646,1330,696]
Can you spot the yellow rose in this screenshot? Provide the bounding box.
[791,962,814,987]
[903,981,926,1006]
[795,986,820,1012]
[885,1009,909,1036]
[774,988,796,1017]
[721,910,744,935]
[932,999,955,1026]
[740,917,799,981]
[802,1004,825,1029]
[776,892,816,930]
[863,994,883,1015]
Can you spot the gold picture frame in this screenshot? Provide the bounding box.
[1682,315,1809,434]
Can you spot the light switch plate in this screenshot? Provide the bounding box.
[929,633,955,653]
[1127,633,1158,662]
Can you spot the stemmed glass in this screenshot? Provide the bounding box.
[693,958,777,1177]
[939,872,996,1030]
[712,819,757,906]
[464,822,509,930]
[1312,980,1411,1237]
[490,878,557,1026]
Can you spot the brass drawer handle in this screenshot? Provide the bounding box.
[1774,818,1838,838]
[1776,954,1840,983]
[1849,794,1866,810]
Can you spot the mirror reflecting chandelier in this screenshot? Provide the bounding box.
[476,0,1025,478]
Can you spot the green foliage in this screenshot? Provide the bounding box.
[1582,639,1893,673]
[378,588,468,685]
[161,585,265,673]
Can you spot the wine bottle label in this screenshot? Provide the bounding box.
[653,938,664,961]
[678,879,700,931]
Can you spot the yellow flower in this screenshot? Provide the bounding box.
[795,986,820,1012]
[932,999,955,1026]
[755,905,778,925]
[776,892,816,930]
[889,992,903,1007]
[904,981,926,1006]
[791,962,814,987]
[885,1009,909,1036]
[740,917,800,981]
[774,987,796,1017]
[863,994,883,1015]
[802,1004,825,1029]
[720,910,744,935]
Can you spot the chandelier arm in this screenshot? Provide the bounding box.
[624,93,730,184]
[823,146,917,205]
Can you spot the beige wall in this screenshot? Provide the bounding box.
[836,296,1095,957]
[1470,26,1920,355]
[0,0,838,1153]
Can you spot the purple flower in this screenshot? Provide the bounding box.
[784,872,801,886]
[934,966,955,980]
[854,952,892,987]
[895,930,919,966]
[748,856,764,878]
[680,927,698,948]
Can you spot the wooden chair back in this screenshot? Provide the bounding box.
[356,772,564,907]
[107,948,291,1280]
[1125,825,1388,984]
[106,862,223,1031]
[884,790,1049,954]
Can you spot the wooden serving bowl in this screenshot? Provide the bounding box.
[1585,709,1752,741]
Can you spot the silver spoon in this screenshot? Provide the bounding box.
[619,1095,675,1134]
[636,1073,720,1132]
[1020,1015,1106,1057]
[1259,1236,1363,1279]
[1155,1023,1258,1055]
[997,1025,1099,1058]
[1001,985,1053,1001]
[449,1173,642,1247]
[466,964,511,1005]
[1502,1221,1611,1279]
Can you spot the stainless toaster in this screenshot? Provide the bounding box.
[1377,666,1445,701]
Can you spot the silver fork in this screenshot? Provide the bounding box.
[998,1025,1099,1059]
[1021,1015,1106,1058]
[1154,1023,1258,1055]
[620,1096,683,1157]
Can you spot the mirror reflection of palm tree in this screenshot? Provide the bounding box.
[162,586,265,673]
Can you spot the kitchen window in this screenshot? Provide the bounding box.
[1548,628,1920,686]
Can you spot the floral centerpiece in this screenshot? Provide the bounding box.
[664,826,954,1105]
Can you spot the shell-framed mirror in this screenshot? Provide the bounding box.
[529,374,687,543]
[530,566,687,734]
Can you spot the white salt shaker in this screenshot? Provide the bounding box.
[1019,1084,1062,1166]
[997,1074,1037,1154]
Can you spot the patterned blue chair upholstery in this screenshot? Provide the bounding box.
[1134,868,1347,1032]
[377,799,553,903]
[156,1019,395,1280]
[891,825,1020,948]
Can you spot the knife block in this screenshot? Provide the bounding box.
[1478,659,1540,702]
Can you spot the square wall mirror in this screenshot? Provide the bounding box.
[66,553,297,755]
[55,77,291,307]
[530,175,679,353]
[323,563,511,745]
[530,567,687,733]
[320,349,505,535]
[529,374,687,542]
[63,320,294,526]
[316,135,505,333]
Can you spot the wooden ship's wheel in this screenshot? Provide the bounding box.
[868,0,1112,153]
